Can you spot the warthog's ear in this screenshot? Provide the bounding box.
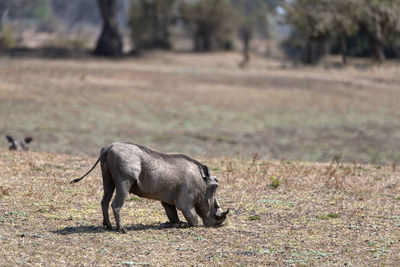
[199,165,210,180]
[203,165,210,177]
[6,135,14,143]
[24,137,33,144]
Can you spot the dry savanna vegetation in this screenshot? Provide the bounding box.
[1,52,400,266]
[1,150,400,266]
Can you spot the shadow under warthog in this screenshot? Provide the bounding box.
[52,223,178,235]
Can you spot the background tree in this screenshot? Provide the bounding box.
[284,0,400,64]
[284,0,332,64]
[130,0,177,51]
[0,0,51,21]
[327,0,358,64]
[232,0,269,68]
[350,0,400,63]
[0,0,52,49]
[181,0,238,52]
[94,0,122,56]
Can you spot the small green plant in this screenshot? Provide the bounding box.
[269,176,280,189]
[316,213,340,220]
[126,196,142,202]
[248,215,261,221]
[326,213,339,219]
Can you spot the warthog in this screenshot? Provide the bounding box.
[71,142,229,233]
[6,135,33,151]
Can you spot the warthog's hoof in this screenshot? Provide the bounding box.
[103,222,112,230]
[117,227,127,234]
[159,221,188,229]
[177,222,190,228]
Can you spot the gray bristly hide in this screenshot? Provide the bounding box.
[71,142,229,233]
[6,135,33,151]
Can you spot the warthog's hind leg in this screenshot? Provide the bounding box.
[112,178,132,233]
[101,162,115,230]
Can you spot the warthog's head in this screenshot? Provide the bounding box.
[195,175,229,227]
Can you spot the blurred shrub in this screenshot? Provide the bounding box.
[281,29,329,65]
[0,0,51,20]
[32,0,51,20]
[283,0,400,64]
[66,36,88,51]
[42,33,88,51]
[129,0,177,51]
[36,16,65,33]
[180,0,239,51]
[0,24,17,49]
[284,0,334,64]
[351,0,400,62]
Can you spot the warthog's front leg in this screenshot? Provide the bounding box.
[160,202,185,228]
[180,206,198,227]
[161,202,180,223]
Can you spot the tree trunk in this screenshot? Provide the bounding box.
[340,35,347,65]
[372,38,385,63]
[364,21,385,63]
[203,31,211,51]
[304,38,313,64]
[94,0,122,57]
[159,11,171,49]
[239,30,251,68]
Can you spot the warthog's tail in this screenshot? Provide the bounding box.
[70,144,113,184]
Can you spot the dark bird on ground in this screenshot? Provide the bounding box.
[6,135,33,151]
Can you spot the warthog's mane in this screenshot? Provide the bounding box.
[123,142,208,170]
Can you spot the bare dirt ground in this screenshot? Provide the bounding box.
[1,52,400,163]
[1,150,400,266]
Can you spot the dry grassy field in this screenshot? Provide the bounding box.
[1,150,400,266]
[1,52,400,266]
[1,52,400,163]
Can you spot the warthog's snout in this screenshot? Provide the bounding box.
[215,209,230,222]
